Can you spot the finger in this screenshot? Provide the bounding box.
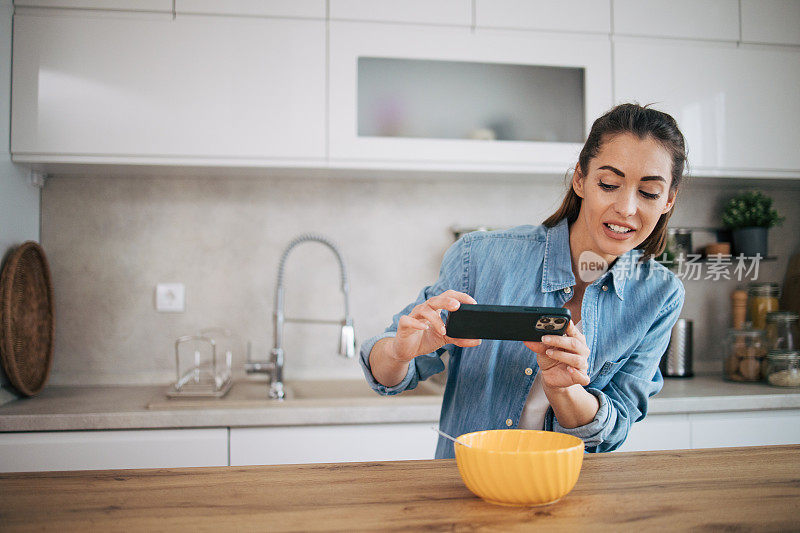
[535,353,558,371]
[523,341,546,353]
[541,334,585,355]
[447,337,482,348]
[543,348,588,372]
[424,295,462,314]
[410,305,447,335]
[566,320,586,342]
[397,315,429,332]
[417,294,461,314]
[569,366,591,386]
[440,290,478,306]
[565,320,582,337]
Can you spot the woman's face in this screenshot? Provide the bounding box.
[571,133,676,262]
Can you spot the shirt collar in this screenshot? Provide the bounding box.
[541,218,575,293]
[541,217,635,301]
[602,252,639,301]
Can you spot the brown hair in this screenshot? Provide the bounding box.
[543,102,688,260]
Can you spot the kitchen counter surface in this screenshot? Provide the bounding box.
[1,445,798,531]
[1,374,799,432]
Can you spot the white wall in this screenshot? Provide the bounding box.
[0,0,41,396]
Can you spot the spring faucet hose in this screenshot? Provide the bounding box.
[274,233,352,321]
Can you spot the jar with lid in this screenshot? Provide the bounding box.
[668,228,692,261]
[765,311,799,352]
[747,283,780,330]
[724,327,767,382]
[764,350,800,388]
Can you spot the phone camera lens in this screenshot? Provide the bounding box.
[545,324,555,330]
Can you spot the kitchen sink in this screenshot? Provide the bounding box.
[146,378,444,410]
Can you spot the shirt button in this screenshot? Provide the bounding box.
[602,285,608,291]
[505,419,513,427]
[564,287,572,294]
[524,367,533,376]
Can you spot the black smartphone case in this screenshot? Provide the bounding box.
[445,304,571,341]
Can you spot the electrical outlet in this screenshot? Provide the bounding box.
[155,283,185,312]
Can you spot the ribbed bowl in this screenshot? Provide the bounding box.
[454,430,584,507]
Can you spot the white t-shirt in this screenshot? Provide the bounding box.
[518,320,582,430]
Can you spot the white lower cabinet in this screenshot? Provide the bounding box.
[690,410,800,449]
[616,413,692,452]
[0,428,228,472]
[3,410,798,471]
[617,409,800,452]
[229,423,438,466]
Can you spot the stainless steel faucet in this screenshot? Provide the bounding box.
[245,234,355,400]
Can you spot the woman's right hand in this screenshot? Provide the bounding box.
[390,290,482,363]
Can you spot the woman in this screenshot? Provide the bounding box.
[360,103,687,458]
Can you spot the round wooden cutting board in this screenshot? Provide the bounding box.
[0,241,55,396]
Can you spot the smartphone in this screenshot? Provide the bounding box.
[445,304,571,342]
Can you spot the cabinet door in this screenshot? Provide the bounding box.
[230,423,438,465]
[612,0,739,41]
[741,0,800,46]
[14,0,171,11]
[0,429,228,472]
[330,0,471,26]
[615,414,692,452]
[175,0,325,19]
[475,0,611,33]
[11,11,326,163]
[614,38,800,177]
[690,410,800,448]
[329,21,612,172]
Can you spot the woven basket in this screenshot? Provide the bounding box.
[0,241,55,396]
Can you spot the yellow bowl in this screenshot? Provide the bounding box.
[454,429,584,507]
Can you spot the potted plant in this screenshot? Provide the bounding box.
[721,191,784,257]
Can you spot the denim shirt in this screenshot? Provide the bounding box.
[359,217,685,458]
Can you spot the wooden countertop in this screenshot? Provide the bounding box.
[1,445,799,531]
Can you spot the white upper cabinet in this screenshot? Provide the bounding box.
[612,0,739,41]
[11,11,326,163]
[741,0,800,46]
[328,21,612,173]
[329,0,471,26]
[9,0,796,177]
[175,0,325,19]
[475,0,611,33]
[615,39,800,177]
[13,0,171,11]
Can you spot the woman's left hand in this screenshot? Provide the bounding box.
[523,321,590,389]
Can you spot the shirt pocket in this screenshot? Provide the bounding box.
[599,361,624,376]
[596,359,625,377]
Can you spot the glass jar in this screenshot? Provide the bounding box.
[764,350,800,388]
[747,283,780,330]
[765,311,799,352]
[724,328,767,382]
[669,228,692,261]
